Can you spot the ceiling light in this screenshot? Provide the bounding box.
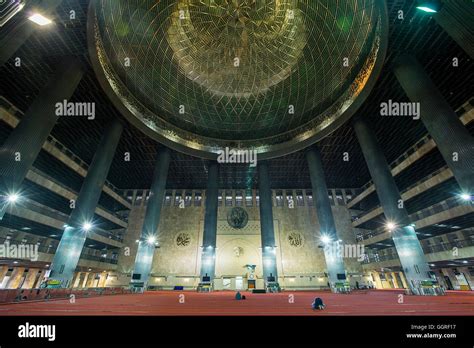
[320,235,332,245]
[386,222,396,231]
[460,193,472,201]
[146,235,157,245]
[82,222,92,231]
[7,193,19,203]
[28,13,52,26]
[416,1,442,13]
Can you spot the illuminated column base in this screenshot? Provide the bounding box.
[48,120,123,288]
[200,247,216,281]
[323,241,349,293]
[47,226,87,288]
[258,162,279,289]
[392,225,440,295]
[199,162,219,283]
[130,240,156,288]
[129,148,171,291]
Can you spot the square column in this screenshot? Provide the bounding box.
[306,147,349,293]
[354,117,438,295]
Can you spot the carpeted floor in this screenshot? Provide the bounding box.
[0,290,473,316]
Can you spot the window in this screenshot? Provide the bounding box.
[225,191,233,206]
[245,191,253,207]
[285,190,294,207]
[296,190,304,206]
[306,191,313,206]
[335,190,344,205]
[164,191,172,206]
[275,190,284,207]
[194,191,202,206]
[235,191,243,206]
[134,190,144,206]
[174,190,183,206]
[184,191,192,207]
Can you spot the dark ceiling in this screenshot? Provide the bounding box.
[0,0,473,191]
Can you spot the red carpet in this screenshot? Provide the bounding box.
[0,290,473,316]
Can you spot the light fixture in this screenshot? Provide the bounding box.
[460,193,472,201]
[82,222,92,231]
[146,235,157,245]
[320,234,332,245]
[416,0,442,13]
[386,222,396,231]
[28,13,52,26]
[6,193,19,204]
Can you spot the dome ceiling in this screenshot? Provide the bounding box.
[89,0,387,159]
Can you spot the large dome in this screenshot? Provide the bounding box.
[88,0,387,159]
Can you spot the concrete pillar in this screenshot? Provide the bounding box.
[199,162,219,281]
[0,265,9,285]
[394,54,474,196]
[0,58,83,220]
[21,269,40,289]
[399,272,409,289]
[7,267,25,289]
[306,147,348,292]
[72,272,82,288]
[86,273,96,288]
[391,272,400,289]
[354,117,434,295]
[48,120,123,287]
[433,1,474,59]
[81,273,89,288]
[372,272,383,289]
[98,273,108,287]
[131,147,171,289]
[258,162,278,285]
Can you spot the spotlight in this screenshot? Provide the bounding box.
[386,222,396,231]
[82,222,92,231]
[460,193,472,202]
[28,13,53,26]
[320,235,332,245]
[7,193,19,204]
[146,235,157,245]
[416,0,442,13]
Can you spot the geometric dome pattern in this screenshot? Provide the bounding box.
[91,0,387,158]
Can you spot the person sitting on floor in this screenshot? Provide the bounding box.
[235,291,242,300]
[312,297,325,310]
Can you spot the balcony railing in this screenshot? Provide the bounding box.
[0,237,118,265]
[363,239,474,265]
[356,196,469,242]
